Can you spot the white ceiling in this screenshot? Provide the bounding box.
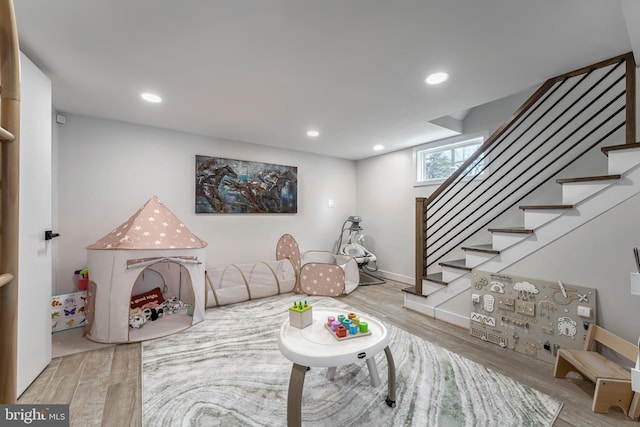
[13,0,640,160]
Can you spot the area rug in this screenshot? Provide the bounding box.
[142,294,562,426]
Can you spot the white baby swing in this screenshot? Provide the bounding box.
[336,216,386,286]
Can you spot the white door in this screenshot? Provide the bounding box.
[16,53,53,396]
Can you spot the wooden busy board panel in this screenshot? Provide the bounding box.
[469,270,597,363]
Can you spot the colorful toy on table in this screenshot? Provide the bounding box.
[289,300,313,329]
[325,312,371,340]
[336,324,347,338]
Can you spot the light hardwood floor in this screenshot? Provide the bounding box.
[18,280,638,426]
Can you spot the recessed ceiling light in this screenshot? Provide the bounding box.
[425,72,449,85]
[306,130,320,137]
[373,144,384,151]
[141,93,162,103]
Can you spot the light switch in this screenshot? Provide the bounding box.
[327,199,335,208]
[577,305,591,318]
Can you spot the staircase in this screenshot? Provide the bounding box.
[405,142,640,328]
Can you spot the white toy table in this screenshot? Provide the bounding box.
[278,307,396,426]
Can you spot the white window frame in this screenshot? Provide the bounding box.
[413,133,487,187]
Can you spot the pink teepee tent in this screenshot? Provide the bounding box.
[84,196,207,343]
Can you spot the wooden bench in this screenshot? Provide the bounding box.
[554,324,639,418]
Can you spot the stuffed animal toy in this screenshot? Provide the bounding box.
[129,307,145,318]
[143,307,164,321]
[162,296,184,315]
[129,315,146,329]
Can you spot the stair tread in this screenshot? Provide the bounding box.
[601,142,640,156]
[425,272,448,285]
[0,126,15,142]
[439,258,472,271]
[461,243,500,254]
[519,204,573,210]
[401,286,425,297]
[556,174,621,184]
[488,226,534,234]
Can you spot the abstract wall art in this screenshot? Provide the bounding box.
[195,155,298,214]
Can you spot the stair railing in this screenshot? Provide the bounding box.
[415,53,636,293]
[0,0,21,404]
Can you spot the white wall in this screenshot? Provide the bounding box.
[355,149,416,283]
[355,88,535,283]
[54,115,356,293]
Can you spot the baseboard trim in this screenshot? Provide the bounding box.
[435,308,470,329]
[375,269,413,285]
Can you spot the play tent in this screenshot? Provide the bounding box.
[84,196,207,343]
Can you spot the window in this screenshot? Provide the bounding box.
[414,136,485,185]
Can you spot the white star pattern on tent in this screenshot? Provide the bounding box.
[87,196,207,250]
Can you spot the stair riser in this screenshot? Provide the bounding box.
[523,210,564,229]
[442,268,468,282]
[420,276,471,307]
[464,251,495,267]
[404,293,435,317]
[608,150,640,174]
[492,232,529,251]
[561,182,611,205]
[421,280,445,296]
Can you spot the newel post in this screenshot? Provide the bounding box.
[415,198,426,294]
[626,52,636,144]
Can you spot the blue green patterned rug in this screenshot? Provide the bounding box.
[142,294,562,426]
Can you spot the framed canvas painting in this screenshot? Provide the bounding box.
[195,155,298,214]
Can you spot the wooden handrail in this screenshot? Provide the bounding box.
[0,0,20,405]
